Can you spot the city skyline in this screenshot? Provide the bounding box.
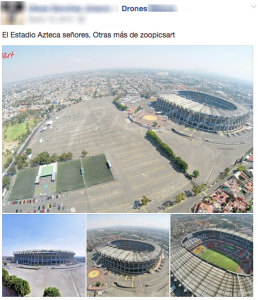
[2,214,86,256]
[2,45,253,83]
[87,214,169,230]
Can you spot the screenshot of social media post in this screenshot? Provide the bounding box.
[1,0,256,298]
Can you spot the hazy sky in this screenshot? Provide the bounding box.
[2,214,86,256]
[2,46,252,83]
[87,214,169,230]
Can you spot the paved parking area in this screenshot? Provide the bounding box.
[4,97,186,213]
[87,252,169,297]
[6,264,85,297]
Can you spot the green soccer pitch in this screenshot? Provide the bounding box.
[198,249,240,272]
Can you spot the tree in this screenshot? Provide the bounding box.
[193,170,200,178]
[237,165,246,172]
[2,177,10,189]
[8,167,16,175]
[225,167,230,175]
[164,201,172,207]
[112,97,127,111]
[95,282,101,287]
[25,148,32,155]
[50,153,58,163]
[192,185,202,196]
[141,195,151,206]
[82,150,88,157]
[175,192,186,203]
[146,130,188,172]
[2,268,9,285]
[4,157,13,169]
[31,152,51,166]
[13,277,30,297]
[221,167,231,179]
[6,276,30,297]
[15,154,28,169]
[43,287,61,297]
[153,121,158,127]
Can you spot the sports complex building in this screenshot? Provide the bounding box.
[170,229,253,297]
[95,239,162,274]
[13,249,75,265]
[156,91,250,133]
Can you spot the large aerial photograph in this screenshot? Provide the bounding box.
[2,46,253,214]
[87,214,169,297]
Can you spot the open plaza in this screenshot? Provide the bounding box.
[87,247,169,297]
[4,263,85,297]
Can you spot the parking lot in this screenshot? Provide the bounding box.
[87,251,169,297]
[6,263,85,297]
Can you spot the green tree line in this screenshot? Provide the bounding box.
[112,97,127,111]
[2,268,30,297]
[147,130,188,172]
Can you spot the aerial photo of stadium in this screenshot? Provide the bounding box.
[95,239,162,274]
[156,91,250,133]
[87,214,170,297]
[170,228,253,297]
[2,46,253,214]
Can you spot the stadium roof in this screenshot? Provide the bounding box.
[185,228,253,243]
[159,93,249,118]
[96,239,161,263]
[171,244,253,297]
[14,249,75,254]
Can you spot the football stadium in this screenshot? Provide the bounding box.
[95,239,162,274]
[156,91,250,133]
[170,229,253,297]
[13,249,75,265]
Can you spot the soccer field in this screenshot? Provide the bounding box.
[4,123,28,142]
[81,154,114,188]
[199,249,240,272]
[56,160,84,193]
[9,168,38,201]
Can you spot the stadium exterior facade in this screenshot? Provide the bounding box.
[13,249,75,265]
[156,91,250,133]
[170,229,253,297]
[95,239,162,274]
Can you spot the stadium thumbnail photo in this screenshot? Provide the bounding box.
[87,214,170,297]
[2,214,86,297]
[170,215,253,297]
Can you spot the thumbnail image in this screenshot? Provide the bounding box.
[170,214,253,297]
[2,46,253,214]
[2,214,86,297]
[87,214,169,297]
